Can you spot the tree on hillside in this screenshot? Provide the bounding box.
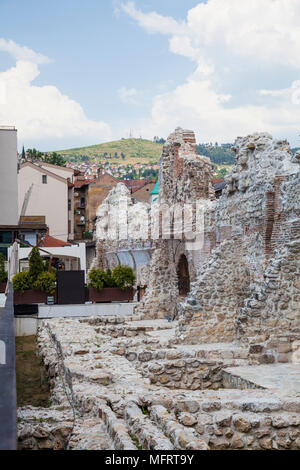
[26,148,43,161]
[43,152,66,167]
[26,149,66,166]
[153,136,166,144]
[197,143,235,165]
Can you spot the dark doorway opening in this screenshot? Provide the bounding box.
[177,254,190,296]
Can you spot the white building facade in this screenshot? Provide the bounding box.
[0,126,18,225]
[18,162,74,242]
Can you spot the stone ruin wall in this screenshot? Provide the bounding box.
[90,183,154,285]
[137,128,216,319]
[178,133,300,354]
[91,127,300,359]
[138,130,300,358]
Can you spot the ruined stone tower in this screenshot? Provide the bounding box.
[137,128,215,319]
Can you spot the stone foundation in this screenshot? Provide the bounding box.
[17,317,300,450]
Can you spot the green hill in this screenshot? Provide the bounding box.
[58,138,163,165]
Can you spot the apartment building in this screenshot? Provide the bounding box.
[0,126,18,226]
[18,162,74,242]
[74,173,118,239]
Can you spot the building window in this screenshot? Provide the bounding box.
[0,231,13,244]
[42,175,47,184]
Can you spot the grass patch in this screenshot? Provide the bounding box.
[141,406,150,416]
[15,336,51,407]
[130,433,142,450]
[58,138,163,165]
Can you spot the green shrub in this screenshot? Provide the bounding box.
[12,271,31,293]
[88,266,135,292]
[0,254,8,283]
[33,272,56,295]
[104,268,115,287]
[29,247,44,282]
[83,231,93,240]
[112,265,135,291]
[88,268,114,292]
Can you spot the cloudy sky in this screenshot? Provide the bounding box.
[1,0,300,150]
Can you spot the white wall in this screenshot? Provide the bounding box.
[39,163,74,182]
[14,317,38,337]
[18,165,69,240]
[0,128,18,225]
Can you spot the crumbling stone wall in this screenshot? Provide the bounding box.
[159,128,215,205]
[140,130,299,353]
[178,133,300,350]
[137,128,215,319]
[137,240,179,319]
[177,239,251,344]
[236,237,300,352]
[91,183,154,284]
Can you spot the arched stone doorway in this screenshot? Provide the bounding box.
[177,254,190,296]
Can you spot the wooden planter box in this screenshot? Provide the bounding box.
[14,290,50,305]
[89,287,134,303]
[0,282,7,293]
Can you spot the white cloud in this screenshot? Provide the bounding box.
[118,86,138,103]
[0,38,51,64]
[0,40,112,144]
[121,1,186,36]
[121,1,300,144]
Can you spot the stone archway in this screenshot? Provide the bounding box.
[177,254,190,296]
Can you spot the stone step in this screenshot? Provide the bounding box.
[98,402,137,450]
[150,405,209,450]
[68,417,114,450]
[124,402,174,450]
[222,364,300,393]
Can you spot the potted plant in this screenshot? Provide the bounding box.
[13,247,57,304]
[88,266,135,303]
[0,253,8,293]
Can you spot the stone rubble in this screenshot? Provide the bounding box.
[18,317,300,450]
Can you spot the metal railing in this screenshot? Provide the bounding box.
[0,284,17,450]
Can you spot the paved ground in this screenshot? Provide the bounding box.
[225,364,300,393]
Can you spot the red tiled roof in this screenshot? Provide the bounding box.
[211,178,224,184]
[41,235,72,247]
[74,179,94,188]
[121,179,156,191]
